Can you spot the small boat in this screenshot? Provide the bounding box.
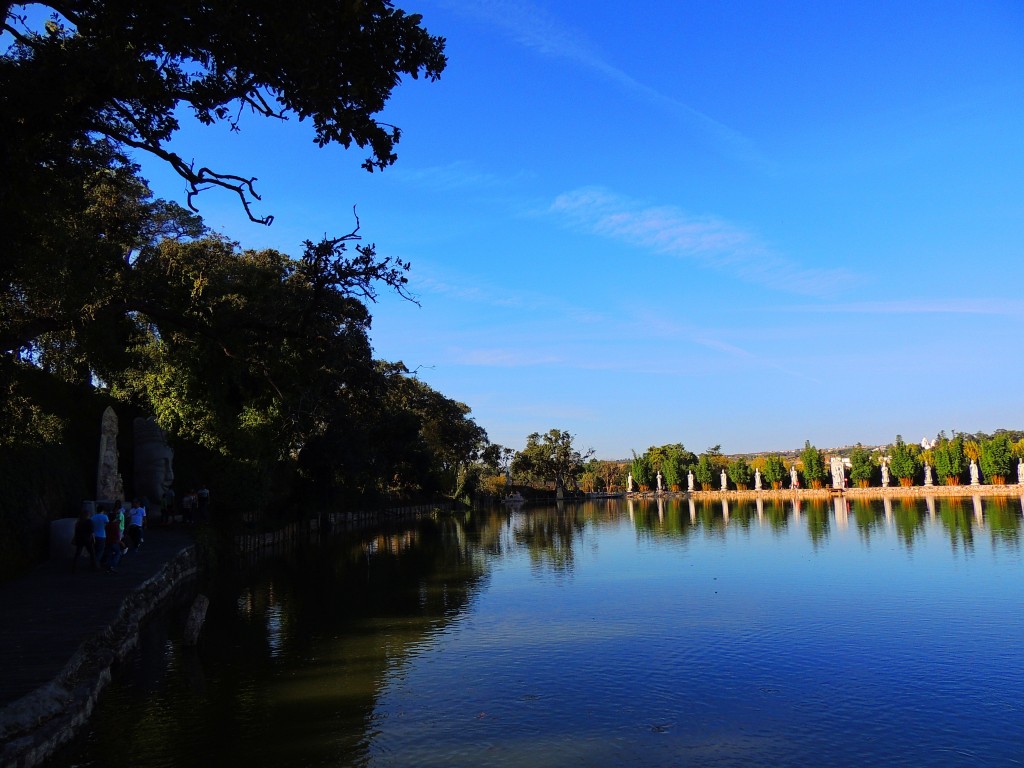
[501,492,526,505]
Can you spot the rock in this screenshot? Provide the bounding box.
[183,594,209,646]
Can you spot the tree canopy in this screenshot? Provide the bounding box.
[2,0,444,359]
[512,430,593,494]
[2,0,446,222]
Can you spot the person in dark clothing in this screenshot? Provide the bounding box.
[71,509,97,572]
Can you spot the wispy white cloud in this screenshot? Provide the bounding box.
[780,299,1024,317]
[416,275,527,309]
[445,346,564,367]
[413,267,618,324]
[440,0,765,166]
[392,161,518,192]
[548,187,856,296]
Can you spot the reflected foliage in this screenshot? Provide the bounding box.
[939,498,976,554]
[892,499,924,548]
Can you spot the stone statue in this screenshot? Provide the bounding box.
[656,470,663,492]
[924,463,933,486]
[969,459,979,486]
[790,465,799,489]
[134,417,174,505]
[96,406,124,502]
[881,460,890,487]
[754,468,762,491]
[830,456,845,490]
[720,469,728,492]
[687,471,694,492]
[627,472,634,493]
[1017,459,1023,485]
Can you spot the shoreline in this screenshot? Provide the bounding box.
[623,483,1024,502]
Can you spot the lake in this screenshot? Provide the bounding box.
[50,495,1024,767]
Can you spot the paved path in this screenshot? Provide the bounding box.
[0,525,195,710]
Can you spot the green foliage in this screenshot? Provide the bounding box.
[2,1,446,228]
[980,434,1013,482]
[694,454,715,489]
[644,443,693,489]
[727,458,753,488]
[799,441,826,484]
[848,444,874,484]
[2,0,442,370]
[762,455,787,486]
[887,435,920,481]
[512,429,593,492]
[933,433,966,483]
[630,451,653,489]
[594,460,626,492]
[661,456,681,488]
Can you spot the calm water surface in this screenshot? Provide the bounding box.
[52,496,1024,767]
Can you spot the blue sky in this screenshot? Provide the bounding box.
[131,0,1023,458]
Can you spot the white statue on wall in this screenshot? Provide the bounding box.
[790,465,799,489]
[754,468,762,491]
[969,460,979,486]
[1018,459,1024,486]
[829,456,845,490]
[656,470,663,493]
[881,460,890,488]
[720,469,728,492]
[687,470,694,492]
[627,473,634,493]
[924,463,933,486]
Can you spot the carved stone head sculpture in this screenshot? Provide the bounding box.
[133,416,174,504]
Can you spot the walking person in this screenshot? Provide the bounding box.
[71,508,96,572]
[91,505,110,569]
[126,498,146,551]
[105,503,124,572]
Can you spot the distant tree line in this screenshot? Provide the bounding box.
[477,432,1024,498]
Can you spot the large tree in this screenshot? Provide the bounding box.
[2,1,444,358]
[2,0,445,221]
[512,429,593,496]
